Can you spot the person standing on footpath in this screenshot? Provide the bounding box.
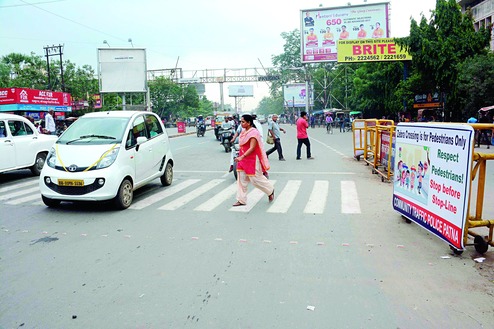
[266,114,286,161]
[296,111,314,160]
[233,114,274,207]
[44,109,56,135]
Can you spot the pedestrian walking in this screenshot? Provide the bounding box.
[296,111,314,160]
[266,114,286,161]
[233,114,275,207]
[44,109,56,135]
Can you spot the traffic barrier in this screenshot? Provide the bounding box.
[352,119,365,160]
[463,123,494,254]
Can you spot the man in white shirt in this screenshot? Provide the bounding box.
[44,109,56,135]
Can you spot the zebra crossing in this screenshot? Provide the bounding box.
[0,177,362,214]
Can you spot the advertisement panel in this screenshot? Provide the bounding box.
[283,83,314,108]
[228,85,254,97]
[98,48,147,93]
[0,88,71,106]
[392,123,474,250]
[337,38,411,63]
[301,2,389,63]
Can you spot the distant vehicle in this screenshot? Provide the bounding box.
[257,114,266,124]
[39,111,174,209]
[205,116,213,126]
[0,113,58,175]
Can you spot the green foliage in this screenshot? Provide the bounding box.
[255,95,284,115]
[457,53,494,118]
[148,77,199,120]
[396,0,492,120]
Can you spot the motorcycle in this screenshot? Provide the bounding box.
[196,122,206,137]
[219,127,234,153]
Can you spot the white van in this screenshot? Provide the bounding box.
[39,111,174,209]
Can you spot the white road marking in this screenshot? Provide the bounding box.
[194,182,237,211]
[341,180,361,214]
[230,180,277,212]
[159,179,224,210]
[304,180,328,214]
[0,187,39,200]
[0,180,38,194]
[129,179,200,210]
[267,180,302,213]
[6,193,41,205]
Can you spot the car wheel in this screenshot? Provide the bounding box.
[42,195,61,208]
[113,179,133,210]
[30,152,47,176]
[160,162,173,186]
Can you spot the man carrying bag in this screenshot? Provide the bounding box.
[266,114,286,161]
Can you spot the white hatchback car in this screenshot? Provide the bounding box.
[39,111,174,209]
[0,113,58,175]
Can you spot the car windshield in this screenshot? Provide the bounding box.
[57,116,128,145]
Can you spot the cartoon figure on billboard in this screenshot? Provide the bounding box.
[372,22,384,38]
[306,28,318,47]
[339,25,349,39]
[394,144,430,203]
[410,165,416,192]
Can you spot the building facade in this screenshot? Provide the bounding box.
[457,0,494,50]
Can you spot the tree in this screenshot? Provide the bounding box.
[396,0,492,121]
[457,53,494,117]
[1,52,47,89]
[148,77,199,120]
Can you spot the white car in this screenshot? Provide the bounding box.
[0,113,58,175]
[39,111,174,209]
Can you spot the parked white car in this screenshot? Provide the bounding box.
[0,113,58,175]
[39,111,174,209]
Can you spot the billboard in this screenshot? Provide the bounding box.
[0,88,72,112]
[301,2,390,63]
[228,85,254,97]
[393,123,474,250]
[283,83,314,108]
[98,48,147,93]
[337,38,411,63]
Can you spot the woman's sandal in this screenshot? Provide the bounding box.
[232,201,245,207]
[268,190,275,202]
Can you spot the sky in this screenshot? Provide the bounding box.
[0,0,437,111]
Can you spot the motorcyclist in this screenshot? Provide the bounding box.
[196,115,206,136]
[220,117,234,144]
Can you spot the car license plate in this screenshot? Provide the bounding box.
[58,179,84,187]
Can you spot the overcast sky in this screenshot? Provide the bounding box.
[0,0,436,111]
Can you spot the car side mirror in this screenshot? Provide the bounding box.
[135,136,147,151]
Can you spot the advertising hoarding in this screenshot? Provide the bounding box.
[0,88,72,112]
[228,85,254,97]
[98,48,147,93]
[337,38,411,63]
[392,123,474,250]
[301,2,389,63]
[283,83,314,108]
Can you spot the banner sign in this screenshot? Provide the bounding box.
[301,2,389,63]
[337,38,411,63]
[413,92,443,109]
[283,83,314,108]
[0,88,71,106]
[392,123,474,249]
[380,130,395,170]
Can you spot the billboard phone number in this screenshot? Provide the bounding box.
[351,54,408,61]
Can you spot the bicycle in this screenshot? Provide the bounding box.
[326,122,334,134]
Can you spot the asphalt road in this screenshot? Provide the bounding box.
[0,123,493,328]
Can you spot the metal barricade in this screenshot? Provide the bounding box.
[463,123,494,254]
[352,119,366,160]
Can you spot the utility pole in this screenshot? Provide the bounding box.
[43,44,65,91]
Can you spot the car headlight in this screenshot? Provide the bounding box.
[96,147,120,169]
[46,147,57,168]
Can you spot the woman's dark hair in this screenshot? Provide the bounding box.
[241,114,256,129]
